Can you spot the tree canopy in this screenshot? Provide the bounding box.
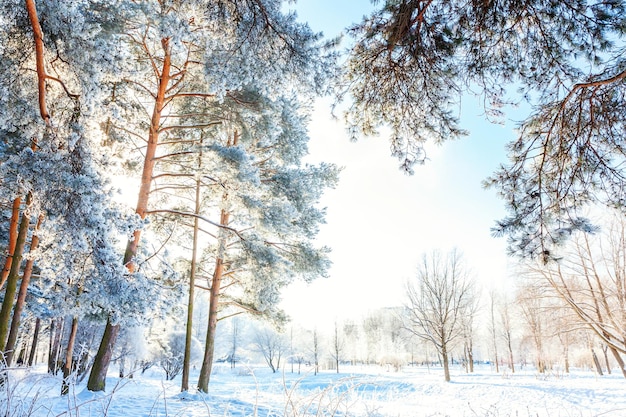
[3,0,626,396]
[0,0,337,393]
[343,0,626,259]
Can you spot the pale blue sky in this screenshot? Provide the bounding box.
[281,1,520,327]
[291,0,373,38]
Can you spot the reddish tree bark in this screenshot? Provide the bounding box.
[27,317,40,366]
[0,198,22,290]
[61,317,79,395]
[197,209,230,393]
[0,195,32,355]
[87,38,173,392]
[197,131,239,393]
[5,214,43,365]
[25,0,51,124]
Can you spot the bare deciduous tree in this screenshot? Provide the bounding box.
[310,329,320,376]
[228,318,242,369]
[517,281,548,373]
[404,249,475,382]
[362,313,382,365]
[529,213,626,378]
[459,286,480,373]
[499,295,516,373]
[253,327,286,373]
[330,321,345,373]
[158,331,187,381]
[488,289,500,373]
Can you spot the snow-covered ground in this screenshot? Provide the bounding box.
[2,363,624,417]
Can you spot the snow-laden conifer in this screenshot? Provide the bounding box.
[0,1,180,389]
[78,0,337,392]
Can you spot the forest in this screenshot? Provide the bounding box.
[1,0,626,415]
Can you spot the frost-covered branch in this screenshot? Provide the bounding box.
[25,0,50,124]
[159,122,221,133]
[151,151,195,161]
[145,209,245,240]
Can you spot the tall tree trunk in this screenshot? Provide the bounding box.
[507,337,515,373]
[87,319,119,391]
[87,38,172,392]
[5,214,43,365]
[197,132,237,393]
[609,346,626,378]
[313,329,319,376]
[197,254,226,393]
[16,339,27,365]
[0,198,22,290]
[27,317,40,366]
[333,321,340,373]
[533,332,545,373]
[290,328,294,373]
[61,317,79,395]
[0,195,32,355]
[181,238,197,391]
[442,343,451,382]
[490,295,499,373]
[602,344,611,375]
[47,319,56,372]
[182,139,203,392]
[48,317,64,375]
[118,355,125,378]
[230,320,239,369]
[592,348,604,376]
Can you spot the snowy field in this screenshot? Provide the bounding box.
[2,363,625,417]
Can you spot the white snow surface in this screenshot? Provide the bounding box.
[2,363,625,417]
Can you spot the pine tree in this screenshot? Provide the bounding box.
[193,93,339,392]
[0,1,152,391]
[84,0,336,391]
[343,0,626,258]
[140,84,338,392]
[0,0,337,393]
[404,250,476,382]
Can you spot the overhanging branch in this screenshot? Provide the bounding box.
[145,209,245,240]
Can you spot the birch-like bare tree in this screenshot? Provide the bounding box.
[499,295,517,373]
[516,280,549,374]
[529,213,626,378]
[488,289,500,373]
[310,328,320,376]
[404,249,476,382]
[253,326,286,373]
[460,290,480,374]
[330,320,345,373]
